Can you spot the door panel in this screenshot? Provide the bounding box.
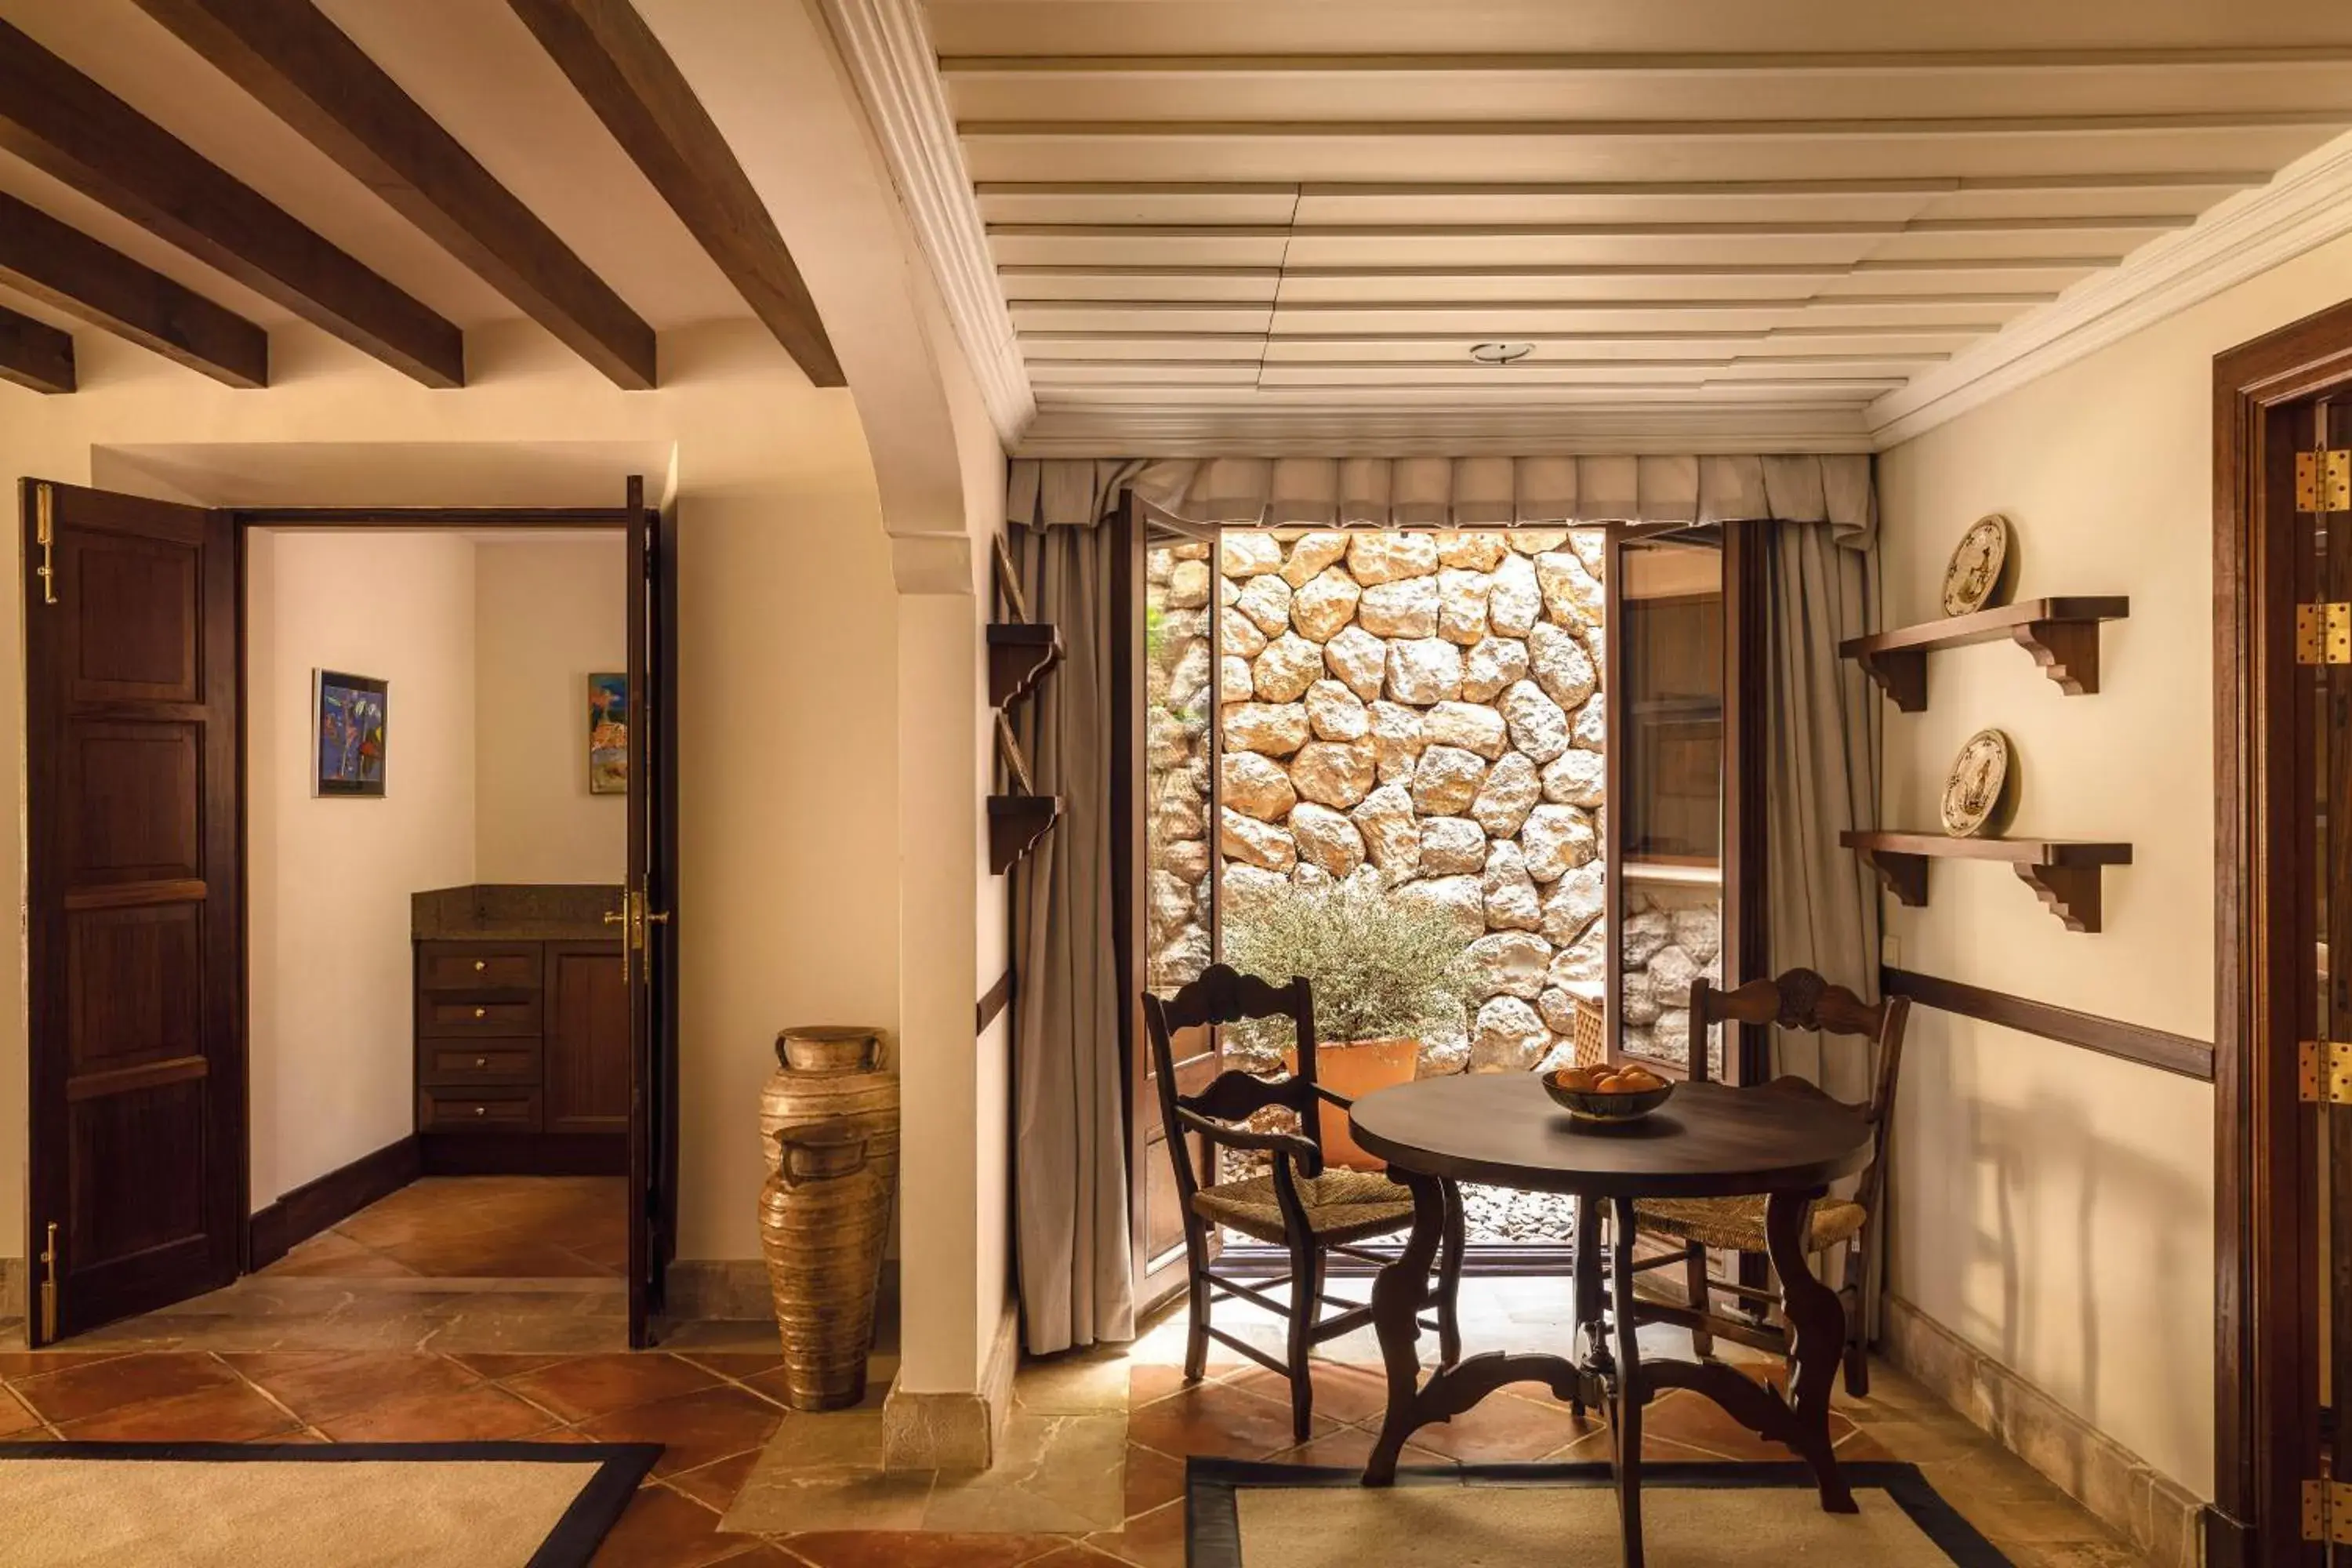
[624,477,679,1345]
[24,479,240,1344]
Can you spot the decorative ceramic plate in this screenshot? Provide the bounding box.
[1940,728,2017,838]
[1940,513,2015,618]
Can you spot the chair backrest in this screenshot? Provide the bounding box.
[1571,994,1606,1069]
[1687,967,1911,1214]
[1141,964,1325,1207]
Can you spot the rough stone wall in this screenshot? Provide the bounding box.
[1145,540,1214,995]
[1191,527,1610,1076]
[1619,884,1725,1080]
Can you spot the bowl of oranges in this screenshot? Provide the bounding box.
[1541,1062,1672,1123]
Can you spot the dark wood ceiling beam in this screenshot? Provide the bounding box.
[0,301,74,393]
[0,16,463,387]
[0,192,267,387]
[504,0,844,387]
[129,0,655,390]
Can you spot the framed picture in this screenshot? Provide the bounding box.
[589,672,629,795]
[315,670,388,797]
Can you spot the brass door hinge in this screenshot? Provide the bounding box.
[2299,448,2352,514]
[32,481,56,606]
[37,1221,57,1343]
[2306,1478,2352,1543]
[2299,1040,2352,1104]
[2294,603,2351,664]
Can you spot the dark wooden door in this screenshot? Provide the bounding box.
[623,478,679,1347]
[1117,502,1221,1312]
[544,943,630,1135]
[21,478,241,1344]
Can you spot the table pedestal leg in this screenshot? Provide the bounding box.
[1606,1196,1646,1568]
[1764,1188,1858,1514]
[1363,1167,1445,1486]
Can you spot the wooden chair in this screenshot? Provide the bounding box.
[1143,964,1465,1441]
[1623,967,1910,1397]
[1570,994,1607,1069]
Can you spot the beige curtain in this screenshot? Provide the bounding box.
[1008,514,1137,1355]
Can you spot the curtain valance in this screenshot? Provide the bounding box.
[1007,453,1874,549]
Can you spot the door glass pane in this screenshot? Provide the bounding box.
[1145,530,1214,996]
[1615,533,1727,1082]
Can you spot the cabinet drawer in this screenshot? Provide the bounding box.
[421,997,542,1036]
[420,1088,540,1133]
[422,1042,541,1087]
[419,943,541,994]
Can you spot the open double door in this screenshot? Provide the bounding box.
[17,477,679,1347]
[1111,504,1771,1312]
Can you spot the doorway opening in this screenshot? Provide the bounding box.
[242,526,631,1290]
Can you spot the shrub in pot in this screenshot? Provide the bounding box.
[1222,878,1477,1171]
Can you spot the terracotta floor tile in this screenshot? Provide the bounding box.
[263,1232,418,1279]
[1081,1497,1185,1568]
[0,1351,129,1381]
[314,1381,560,1442]
[507,1354,723,1421]
[1120,1443,1188,1519]
[680,1351,786,1381]
[223,1351,484,1424]
[447,1352,578,1380]
[0,1388,45,1437]
[1637,1385,1857,1461]
[1125,1379,1330,1461]
[56,1380,304,1442]
[1230,1360,1393,1426]
[1021,1549,1131,1568]
[666,1448,764,1514]
[1123,1363,1233,1407]
[1393,1386,1598,1464]
[778,1532,1075,1568]
[12,1352,241,1424]
[589,1483,768,1568]
[1835,1427,1895,1461]
[579,1385,786,1475]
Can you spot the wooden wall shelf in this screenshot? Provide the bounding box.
[1840,829,2132,933]
[1839,597,2129,712]
[989,794,1062,876]
[988,622,1063,709]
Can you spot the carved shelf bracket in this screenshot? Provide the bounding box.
[1839,830,2130,933]
[1840,597,2128,713]
[989,794,1062,876]
[988,622,1063,709]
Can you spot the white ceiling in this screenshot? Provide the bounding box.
[897,0,2352,452]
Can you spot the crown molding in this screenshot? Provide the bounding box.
[1016,398,1875,458]
[816,0,1035,448]
[1866,128,2352,448]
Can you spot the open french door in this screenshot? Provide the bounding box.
[624,477,680,1347]
[20,479,244,1344]
[1118,498,1222,1313]
[1602,521,1769,1087]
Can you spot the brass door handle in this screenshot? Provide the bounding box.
[602,909,627,926]
[647,909,670,925]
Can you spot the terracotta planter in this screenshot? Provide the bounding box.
[1287,1036,1419,1171]
[759,1120,891,1411]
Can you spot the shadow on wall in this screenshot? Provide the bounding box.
[1952,1079,2202,1475]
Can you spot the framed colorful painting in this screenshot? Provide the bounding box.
[589,672,628,794]
[315,670,388,797]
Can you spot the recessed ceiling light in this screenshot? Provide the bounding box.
[1469,342,1534,365]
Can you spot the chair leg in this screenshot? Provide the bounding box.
[1181,1220,1211,1385]
[1683,1243,1714,1359]
[1436,1179,1466,1367]
[1839,1240,1871,1399]
[1287,1237,1323,1443]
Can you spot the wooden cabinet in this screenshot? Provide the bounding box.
[415,937,626,1174]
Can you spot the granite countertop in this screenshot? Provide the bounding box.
[413,884,626,942]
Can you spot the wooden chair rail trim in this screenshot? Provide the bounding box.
[1881,966,2212,1082]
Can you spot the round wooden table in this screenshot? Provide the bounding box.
[1348,1074,1875,1568]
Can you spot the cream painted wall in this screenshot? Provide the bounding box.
[474,535,628,885]
[247,531,479,1203]
[1878,229,2352,1498]
[0,319,902,1273]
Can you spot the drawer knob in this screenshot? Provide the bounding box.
[474,1105,487,1117]
[473,960,486,973]
[473,1007,486,1019]
[474,1057,488,1069]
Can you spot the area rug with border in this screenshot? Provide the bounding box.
[1187,1457,2012,1566]
[0,1439,661,1568]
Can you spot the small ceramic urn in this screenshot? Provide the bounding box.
[758,1119,890,1412]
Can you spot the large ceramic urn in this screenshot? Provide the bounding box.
[759,1026,898,1207]
[759,1120,891,1411]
